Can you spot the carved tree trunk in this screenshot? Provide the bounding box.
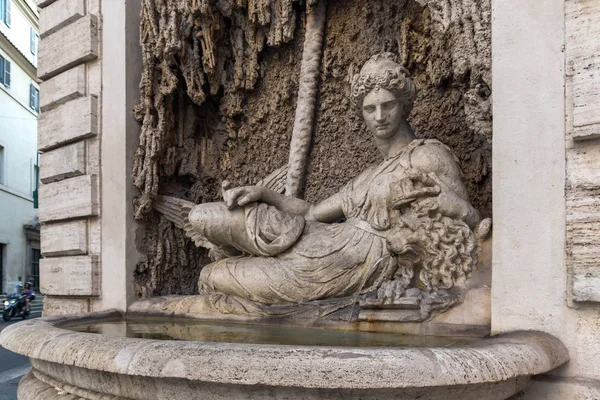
[285,1,327,198]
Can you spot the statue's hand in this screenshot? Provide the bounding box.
[389,171,441,210]
[223,186,264,210]
[411,173,470,221]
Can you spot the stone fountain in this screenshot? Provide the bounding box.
[2,0,588,398]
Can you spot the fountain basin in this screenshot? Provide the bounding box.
[0,310,568,400]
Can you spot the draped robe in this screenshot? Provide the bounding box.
[198,140,446,305]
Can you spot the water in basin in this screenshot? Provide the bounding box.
[64,316,478,347]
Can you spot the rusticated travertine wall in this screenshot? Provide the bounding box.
[565,0,600,305]
[37,0,103,315]
[133,0,493,297]
[38,0,142,313]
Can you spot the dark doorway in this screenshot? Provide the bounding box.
[0,244,4,294]
[31,248,41,292]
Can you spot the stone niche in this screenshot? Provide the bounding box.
[132,0,492,302]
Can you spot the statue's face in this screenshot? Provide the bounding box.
[362,88,403,140]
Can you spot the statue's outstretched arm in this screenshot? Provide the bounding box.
[224,186,344,223]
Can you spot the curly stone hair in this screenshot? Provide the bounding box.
[350,53,417,118]
[387,213,478,293]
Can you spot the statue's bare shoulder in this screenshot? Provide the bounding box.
[410,142,468,200]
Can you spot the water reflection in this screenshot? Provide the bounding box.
[65,317,478,348]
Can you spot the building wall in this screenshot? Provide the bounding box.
[0,0,39,68]
[0,0,39,295]
[0,53,37,293]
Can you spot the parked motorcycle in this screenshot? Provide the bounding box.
[2,285,35,322]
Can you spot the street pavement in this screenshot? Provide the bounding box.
[0,316,39,400]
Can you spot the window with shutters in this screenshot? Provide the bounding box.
[30,27,38,55]
[29,84,39,112]
[0,55,10,88]
[0,145,5,185]
[0,0,11,27]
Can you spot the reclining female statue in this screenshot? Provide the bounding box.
[156,53,481,310]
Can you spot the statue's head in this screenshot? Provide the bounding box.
[351,53,417,139]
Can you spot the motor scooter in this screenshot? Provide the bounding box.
[2,286,35,321]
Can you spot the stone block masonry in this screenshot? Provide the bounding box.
[38,175,98,222]
[40,256,99,296]
[37,0,103,315]
[39,64,86,112]
[41,220,88,257]
[38,15,98,80]
[565,0,600,304]
[39,141,86,183]
[38,95,97,151]
[40,0,86,38]
[567,1,600,142]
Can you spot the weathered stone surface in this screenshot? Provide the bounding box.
[39,175,98,223]
[38,95,98,151]
[39,256,99,296]
[41,220,88,257]
[42,297,91,317]
[573,270,600,302]
[565,0,600,306]
[40,0,86,38]
[39,141,86,183]
[87,59,101,97]
[566,131,600,304]
[86,136,100,176]
[572,124,600,141]
[38,15,98,80]
[567,0,600,141]
[0,317,569,400]
[572,57,600,130]
[524,378,600,400]
[566,0,600,66]
[40,65,86,112]
[567,187,600,274]
[89,0,101,15]
[88,218,101,255]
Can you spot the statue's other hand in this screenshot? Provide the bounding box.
[377,280,406,304]
[224,186,264,210]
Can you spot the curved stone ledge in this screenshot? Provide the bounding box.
[1,311,569,400]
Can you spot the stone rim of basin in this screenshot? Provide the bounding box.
[0,310,568,390]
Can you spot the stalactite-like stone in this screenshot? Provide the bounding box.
[134,0,307,221]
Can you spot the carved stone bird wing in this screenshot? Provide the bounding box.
[153,195,213,249]
[153,165,288,249]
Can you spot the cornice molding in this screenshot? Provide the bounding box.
[0,31,37,81]
[13,0,39,30]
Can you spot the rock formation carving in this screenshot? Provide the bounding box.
[154,54,489,320]
[133,0,314,219]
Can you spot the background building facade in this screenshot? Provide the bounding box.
[0,0,40,294]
